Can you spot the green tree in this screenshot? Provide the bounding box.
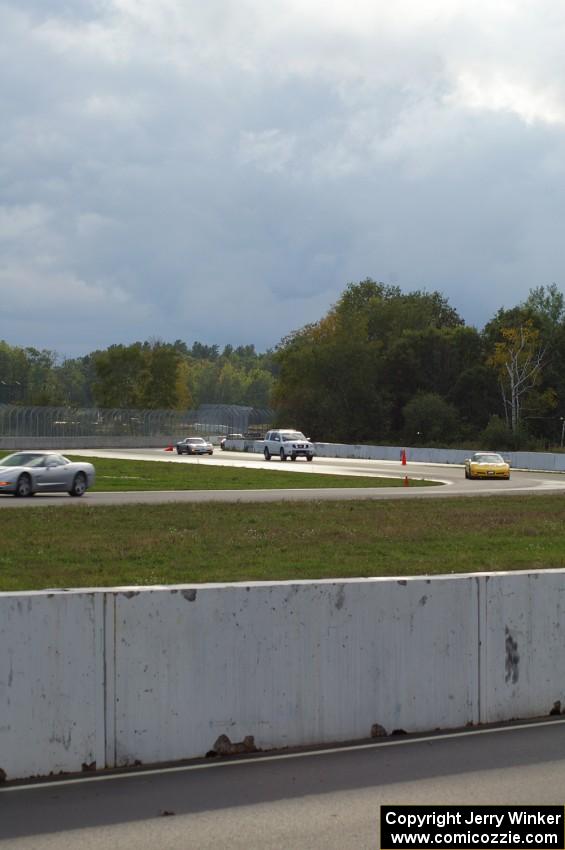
[274,307,388,442]
[215,361,248,404]
[23,347,61,405]
[139,343,183,409]
[274,280,468,443]
[402,393,460,444]
[92,344,147,408]
[523,284,565,333]
[243,369,274,408]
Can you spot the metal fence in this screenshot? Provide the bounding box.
[0,404,274,439]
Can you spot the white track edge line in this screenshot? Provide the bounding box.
[3,717,565,793]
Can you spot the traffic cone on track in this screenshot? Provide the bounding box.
[164,445,174,452]
[401,448,407,465]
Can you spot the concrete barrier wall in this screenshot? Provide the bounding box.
[481,571,565,722]
[1,436,564,471]
[111,578,478,765]
[0,436,222,450]
[228,439,565,472]
[0,591,105,780]
[2,571,565,781]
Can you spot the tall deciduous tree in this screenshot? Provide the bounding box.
[92,344,147,408]
[274,280,469,443]
[523,284,565,333]
[488,322,547,432]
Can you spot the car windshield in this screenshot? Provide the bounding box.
[188,438,206,443]
[473,453,504,463]
[0,453,49,468]
[282,432,306,441]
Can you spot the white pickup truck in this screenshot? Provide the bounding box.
[263,429,315,462]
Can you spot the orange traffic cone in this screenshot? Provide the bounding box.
[164,445,174,452]
[401,448,407,465]
[403,475,409,487]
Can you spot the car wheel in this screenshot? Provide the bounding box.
[14,473,32,497]
[176,449,182,454]
[464,468,469,479]
[307,455,314,462]
[280,449,287,462]
[264,447,271,460]
[291,454,297,461]
[69,472,87,497]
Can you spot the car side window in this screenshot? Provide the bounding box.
[273,434,280,441]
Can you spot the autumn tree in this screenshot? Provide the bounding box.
[488,322,547,432]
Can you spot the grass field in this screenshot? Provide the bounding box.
[62,454,434,491]
[1,494,565,591]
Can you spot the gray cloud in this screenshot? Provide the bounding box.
[2,1,565,355]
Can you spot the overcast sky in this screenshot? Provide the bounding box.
[2,1,565,357]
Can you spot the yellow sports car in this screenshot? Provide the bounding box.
[464,452,510,480]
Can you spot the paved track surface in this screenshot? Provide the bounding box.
[2,721,565,849]
[1,448,565,507]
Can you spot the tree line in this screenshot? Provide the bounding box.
[1,280,565,448]
[0,340,275,411]
[272,280,565,449]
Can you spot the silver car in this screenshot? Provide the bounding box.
[0,452,96,497]
[176,437,214,455]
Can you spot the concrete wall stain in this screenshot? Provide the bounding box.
[505,627,520,684]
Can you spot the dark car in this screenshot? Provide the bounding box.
[176,437,214,456]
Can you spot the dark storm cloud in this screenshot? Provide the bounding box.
[2,0,565,355]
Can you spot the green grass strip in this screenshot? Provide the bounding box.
[1,494,564,591]
[66,455,435,491]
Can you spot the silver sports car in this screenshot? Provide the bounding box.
[0,452,96,497]
[176,437,214,455]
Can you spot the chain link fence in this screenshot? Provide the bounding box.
[0,404,273,440]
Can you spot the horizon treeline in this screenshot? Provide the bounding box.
[2,279,565,449]
[0,339,276,411]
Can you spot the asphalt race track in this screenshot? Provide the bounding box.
[1,447,565,507]
[2,720,565,850]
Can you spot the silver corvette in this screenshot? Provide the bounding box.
[0,452,96,497]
